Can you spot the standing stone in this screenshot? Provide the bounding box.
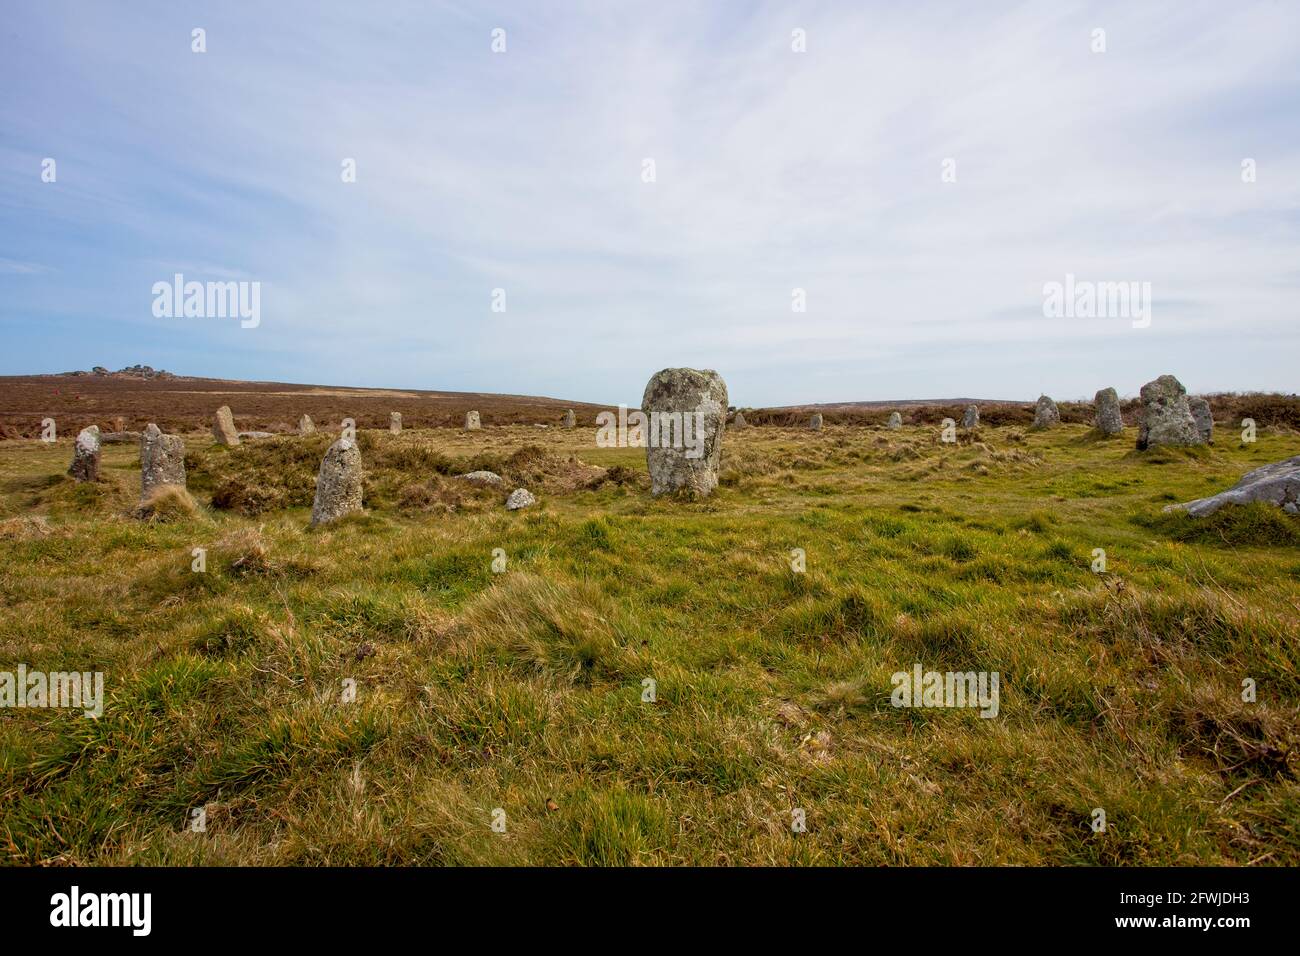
[961,405,979,429]
[1189,397,1213,444]
[733,411,748,429]
[298,414,315,435]
[68,425,101,482]
[1093,387,1123,435]
[140,423,186,499]
[213,405,241,446]
[809,413,823,431]
[887,411,902,430]
[1032,395,1060,429]
[562,409,576,428]
[310,438,363,526]
[465,411,481,430]
[641,368,728,498]
[389,412,402,435]
[112,416,126,432]
[1136,375,1199,450]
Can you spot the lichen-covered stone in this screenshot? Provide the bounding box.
[68,425,101,482]
[1167,455,1300,517]
[465,411,481,430]
[1094,387,1123,435]
[1189,397,1213,445]
[140,423,186,499]
[641,368,728,498]
[809,413,823,431]
[962,405,979,429]
[310,438,363,526]
[390,412,402,435]
[887,411,902,429]
[1032,396,1059,429]
[505,488,537,510]
[1136,375,1199,450]
[298,414,315,434]
[562,409,576,428]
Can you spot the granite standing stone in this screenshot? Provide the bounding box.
[213,405,241,446]
[1094,387,1123,435]
[962,405,980,429]
[298,414,315,435]
[68,425,101,482]
[809,412,823,431]
[140,423,186,499]
[1189,397,1213,444]
[465,411,481,430]
[1032,395,1060,429]
[641,367,728,498]
[390,412,402,435]
[310,438,363,526]
[1136,375,1199,450]
[887,411,902,430]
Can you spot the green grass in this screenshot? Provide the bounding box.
[1,422,1297,865]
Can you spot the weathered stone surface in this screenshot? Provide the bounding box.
[213,405,240,446]
[962,405,979,429]
[390,411,402,434]
[1094,387,1123,435]
[465,411,481,430]
[68,425,101,482]
[505,488,537,510]
[887,411,902,429]
[459,470,504,487]
[112,416,126,432]
[641,367,728,498]
[562,409,576,428]
[1136,374,1199,450]
[809,413,823,431]
[310,438,363,526]
[732,411,748,429]
[298,414,315,435]
[1032,395,1060,429]
[1189,397,1213,444]
[140,423,186,499]
[1167,455,1300,517]
[238,431,273,440]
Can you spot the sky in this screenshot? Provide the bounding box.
[1,0,1297,408]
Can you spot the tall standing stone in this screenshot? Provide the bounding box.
[112,416,126,433]
[809,413,823,431]
[389,412,402,435]
[465,411,481,430]
[298,414,315,435]
[1189,397,1213,444]
[68,425,101,482]
[961,405,979,429]
[1093,387,1123,435]
[1136,374,1199,450]
[213,405,241,446]
[1032,395,1060,429]
[311,438,363,526]
[562,409,576,428]
[641,368,728,498]
[732,411,748,429]
[140,423,186,499]
[887,411,902,429]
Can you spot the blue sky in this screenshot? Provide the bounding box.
[2,0,1297,407]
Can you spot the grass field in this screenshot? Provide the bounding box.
[1,418,1297,865]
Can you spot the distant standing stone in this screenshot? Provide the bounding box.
[310,438,363,526]
[733,411,748,429]
[459,470,504,487]
[140,423,186,499]
[562,409,576,428]
[112,416,126,432]
[465,411,481,430]
[1093,387,1123,435]
[887,411,902,430]
[298,414,315,435]
[809,413,823,431]
[68,425,101,482]
[1189,397,1213,444]
[1136,374,1199,450]
[390,411,402,434]
[213,405,241,446]
[505,488,537,510]
[962,405,979,429]
[1032,396,1060,429]
[642,367,728,497]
